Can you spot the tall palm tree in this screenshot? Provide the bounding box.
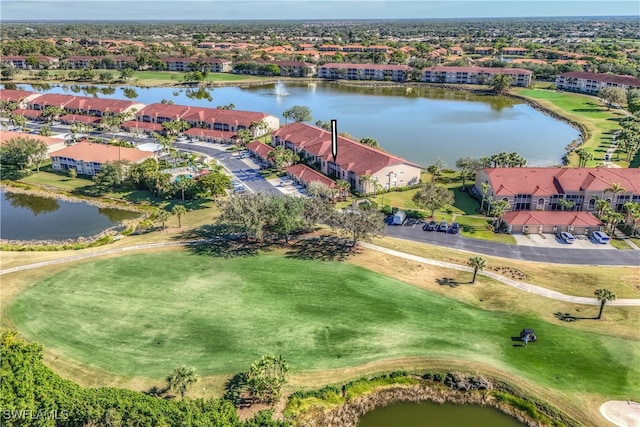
[166,365,199,398]
[171,204,187,228]
[468,256,486,284]
[480,182,490,215]
[605,183,626,210]
[594,288,616,320]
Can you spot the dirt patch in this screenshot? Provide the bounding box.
[600,401,640,427]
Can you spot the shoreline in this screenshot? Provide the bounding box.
[0,182,144,248]
[11,76,589,166]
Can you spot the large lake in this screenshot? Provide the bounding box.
[17,82,579,167]
[0,190,139,241]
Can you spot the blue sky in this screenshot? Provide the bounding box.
[2,0,638,21]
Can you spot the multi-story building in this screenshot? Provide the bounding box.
[136,104,279,137]
[50,142,155,175]
[475,167,640,213]
[318,63,410,82]
[160,57,232,73]
[421,66,532,87]
[65,55,136,69]
[555,72,640,95]
[1,56,59,69]
[272,122,421,194]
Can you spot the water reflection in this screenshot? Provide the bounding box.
[186,87,213,102]
[4,192,59,216]
[0,191,139,241]
[123,87,139,99]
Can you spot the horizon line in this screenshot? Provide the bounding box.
[2,15,638,23]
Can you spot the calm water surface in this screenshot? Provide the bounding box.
[357,401,524,427]
[18,82,579,167]
[0,191,139,241]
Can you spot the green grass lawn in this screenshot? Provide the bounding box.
[7,251,638,399]
[514,88,628,167]
[19,169,94,192]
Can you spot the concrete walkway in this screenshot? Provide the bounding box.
[359,242,640,307]
[3,239,639,306]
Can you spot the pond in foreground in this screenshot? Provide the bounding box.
[0,190,139,241]
[357,401,524,427]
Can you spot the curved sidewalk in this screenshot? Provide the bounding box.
[2,239,639,307]
[359,242,640,307]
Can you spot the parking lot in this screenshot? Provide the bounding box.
[513,233,616,249]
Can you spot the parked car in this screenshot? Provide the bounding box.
[438,221,449,233]
[449,222,461,234]
[591,230,610,244]
[392,211,407,225]
[558,231,575,244]
[425,220,438,231]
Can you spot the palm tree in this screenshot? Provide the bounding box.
[335,179,351,200]
[166,365,199,398]
[480,181,490,215]
[557,198,575,211]
[171,205,187,228]
[360,174,372,194]
[156,209,171,229]
[605,183,626,210]
[594,288,616,320]
[468,256,486,284]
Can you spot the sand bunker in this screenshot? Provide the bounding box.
[600,401,640,427]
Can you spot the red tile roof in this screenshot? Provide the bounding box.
[13,108,42,117]
[0,130,65,147]
[50,142,154,164]
[286,164,335,188]
[137,103,193,121]
[64,97,141,115]
[273,122,420,175]
[184,128,236,139]
[181,107,273,128]
[29,93,77,108]
[484,168,640,195]
[0,89,38,102]
[59,114,101,124]
[247,141,274,157]
[320,63,410,71]
[559,72,640,87]
[503,211,603,227]
[122,120,163,131]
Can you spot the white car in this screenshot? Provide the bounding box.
[591,231,610,244]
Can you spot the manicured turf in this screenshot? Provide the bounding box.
[515,88,628,167]
[7,251,638,399]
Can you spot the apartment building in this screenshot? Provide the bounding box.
[272,122,421,194]
[318,63,410,82]
[421,66,532,87]
[555,72,640,95]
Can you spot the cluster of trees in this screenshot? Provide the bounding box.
[233,61,281,76]
[218,191,385,246]
[92,158,232,200]
[615,114,640,162]
[0,136,48,178]
[0,331,286,426]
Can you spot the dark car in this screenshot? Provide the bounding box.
[425,220,438,231]
[449,222,461,234]
[438,221,449,232]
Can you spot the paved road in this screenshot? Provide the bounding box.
[174,142,281,195]
[360,243,639,306]
[386,222,640,266]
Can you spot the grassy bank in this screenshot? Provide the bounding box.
[513,88,628,167]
